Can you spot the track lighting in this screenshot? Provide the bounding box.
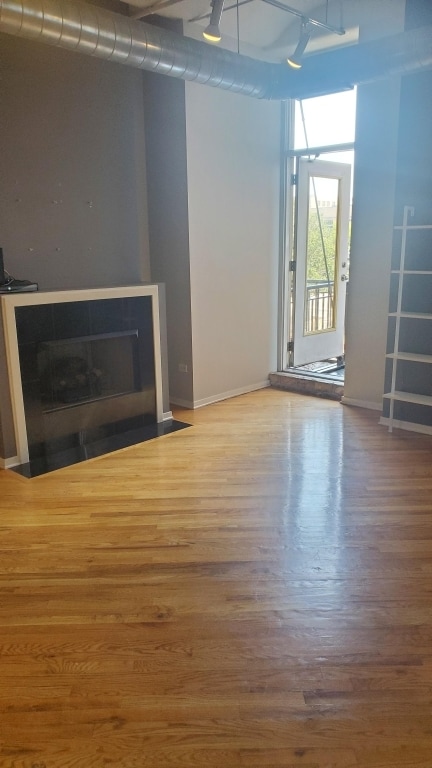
[287,19,311,69]
[203,0,225,42]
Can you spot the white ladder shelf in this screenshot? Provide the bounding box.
[381,205,432,434]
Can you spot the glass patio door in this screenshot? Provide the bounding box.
[292,157,351,367]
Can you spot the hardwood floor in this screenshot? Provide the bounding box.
[1,388,432,767]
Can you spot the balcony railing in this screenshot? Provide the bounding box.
[305,280,335,333]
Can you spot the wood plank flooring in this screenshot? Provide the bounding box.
[1,388,432,767]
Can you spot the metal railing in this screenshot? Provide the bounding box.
[305,280,335,333]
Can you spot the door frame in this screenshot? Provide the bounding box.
[278,99,355,371]
[292,157,351,367]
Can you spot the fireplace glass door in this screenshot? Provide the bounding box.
[16,296,157,460]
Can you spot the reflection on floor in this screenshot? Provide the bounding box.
[12,419,191,479]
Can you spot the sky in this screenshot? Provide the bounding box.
[294,88,357,203]
[294,88,357,149]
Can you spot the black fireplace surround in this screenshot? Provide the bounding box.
[11,294,187,477]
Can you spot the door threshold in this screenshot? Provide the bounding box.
[287,357,345,380]
[285,365,344,383]
[269,370,343,401]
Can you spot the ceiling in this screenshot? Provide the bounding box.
[120,0,365,63]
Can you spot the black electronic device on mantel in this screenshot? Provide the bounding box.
[0,248,38,293]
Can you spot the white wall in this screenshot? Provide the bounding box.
[343,78,402,410]
[343,2,405,410]
[185,84,281,406]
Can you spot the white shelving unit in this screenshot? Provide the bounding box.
[381,206,432,434]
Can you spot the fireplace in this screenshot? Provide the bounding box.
[0,285,180,475]
[38,330,141,409]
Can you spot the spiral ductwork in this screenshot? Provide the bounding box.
[1,0,432,99]
[0,0,281,97]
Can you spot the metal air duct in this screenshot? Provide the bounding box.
[1,0,432,99]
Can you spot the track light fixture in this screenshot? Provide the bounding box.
[203,0,225,42]
[286,19,312,69]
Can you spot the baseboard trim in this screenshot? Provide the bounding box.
[171,381,270,411]
[192,381,270,409]
[169,397,194,410]
[379,416,432,436]
[341,397,382,411]
[0,455,20,469]
[163,410,173,422]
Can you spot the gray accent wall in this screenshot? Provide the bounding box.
[0,33,151,290]
[143,71,194,406]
